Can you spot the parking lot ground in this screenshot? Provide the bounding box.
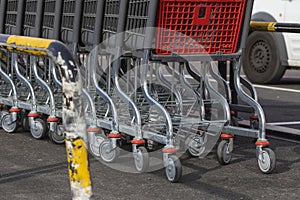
[260,70,300,126]
[1,127,300,200]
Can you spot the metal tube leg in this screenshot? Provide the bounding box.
[179,63,205,120]
[13,54,37,112]
[229,61,238,105]
[89,49,121,149]
[141,51,175,150]
[0,57,18,109]
[13,54,40,129]
[113,56,143,142]
[32,57,59,132]
[204,62,231,123]
[233,59,268,143]
[156,65,182,113]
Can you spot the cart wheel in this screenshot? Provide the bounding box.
[134,146,149,173]
[0,111,9,129]
[1,114,18,133]
[89,135,105,158]
[187,134,205,157]
[99,140,119,163]
[21,114,30,132]
[257,147,276,174]
[30,118,47,139]
[49,130,65,144]
[217,140,232,165]
[165,155,182,183]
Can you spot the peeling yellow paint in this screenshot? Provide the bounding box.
[66,138,92,198]
[6,36,54,55]
[7,35,53,48]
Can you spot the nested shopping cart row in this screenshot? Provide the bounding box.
[0,0,276,182]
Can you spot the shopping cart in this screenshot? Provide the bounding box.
[0,0,34,135]
[0,0,276,183]
[42,0,62,40]
[76,0,276,182]
[152,0,276,175]
[3,0,24,35]
[0,0,65,143]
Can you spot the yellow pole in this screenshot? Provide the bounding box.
[3,31,93,200]
[66,138,92,199]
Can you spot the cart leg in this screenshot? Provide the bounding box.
[163,148,182,183]
[233,59,276,173]
[132,139,149,172]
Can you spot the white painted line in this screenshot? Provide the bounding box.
[239,120,300,135]
[253,84,300,94]
[235,75,300,93]
[267,121,300,126]
[268,135,300,144]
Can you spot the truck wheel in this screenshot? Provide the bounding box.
[243,31,286,84]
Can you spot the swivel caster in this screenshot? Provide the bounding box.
[30,118,47,139]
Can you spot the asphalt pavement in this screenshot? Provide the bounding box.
[1,127,300,200]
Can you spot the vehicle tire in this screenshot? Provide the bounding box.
[243,31,286,84]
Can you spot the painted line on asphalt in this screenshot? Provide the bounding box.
[268,134,300,144]
[239,120,300,140]
[267,121,300,126]
[253,84,300,94]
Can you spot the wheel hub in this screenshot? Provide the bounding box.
[2,114,17,132]
[31,122,43,137]
[250,41,271,73]
[166,159,176,180]
[135,150,143,170]
[258,151,271,171]
[222,142,231,163]
[103,144,112,154]
[100,141,116,162]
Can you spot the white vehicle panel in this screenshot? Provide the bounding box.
[252,0,300,67]
[283,0,300,64]
[252,0,285,22]
[284,33,300,66]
